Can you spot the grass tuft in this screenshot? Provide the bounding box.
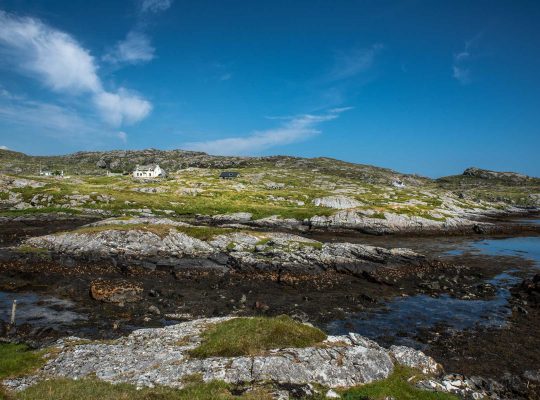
[0,344,46,380]
[340,365,459,400]
[189,316,327,358]
[12,378,272,400]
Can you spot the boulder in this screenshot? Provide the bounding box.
[389,345,442,374]
[313,195,362,209]
[90,279,143,303]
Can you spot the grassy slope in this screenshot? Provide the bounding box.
[1,149,538,221]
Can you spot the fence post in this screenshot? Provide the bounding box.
[10,299,17,326]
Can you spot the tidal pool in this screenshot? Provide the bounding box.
[327,235,540,348]
[0,291,86,327]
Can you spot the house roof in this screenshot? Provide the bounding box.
[220,171,239,177]
[135,164,159,171]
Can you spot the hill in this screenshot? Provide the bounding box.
[0,149,538,234]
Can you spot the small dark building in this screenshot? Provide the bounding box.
[220,171,240,179]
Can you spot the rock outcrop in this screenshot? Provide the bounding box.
[22,225,431,276]
[2,317,439,392]
[463,167,530,182]
[312,195,362,209]
[308,209,485,235]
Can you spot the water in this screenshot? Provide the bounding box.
[446,236,540,262]
[515,218,540,226]
[0,291,86,327]
[327,235,540,347]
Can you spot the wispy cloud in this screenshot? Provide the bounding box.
[0,10,151,127]
[218,72,232,81]
[453,34,482,85]
[140,0,172,14]
[184,108,350,156]
[103,31,155,65]
[0,145,8,150]
[327,44,384,82]
[104,0,172,66]
[0,95,109,142]
[117,131,128,143]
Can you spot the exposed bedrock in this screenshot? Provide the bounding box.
[21,227,433,277]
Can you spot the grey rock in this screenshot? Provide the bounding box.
[389,345,442,374]
[3,318,403,391]
[313,195,362,209]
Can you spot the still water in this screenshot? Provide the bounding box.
[327,235,540,347]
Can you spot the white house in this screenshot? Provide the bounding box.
[39,169,63,177]
[133,164,166,179]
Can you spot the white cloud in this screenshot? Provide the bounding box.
[219,72,232,81]
[184,108,349,156]
[328,44,383,81]
[453,48,472,84]
[0,10,152,128]
[93,89,152,126]
[0,145,8,150]
[0,10,101,93]
[140,0,172,13]
[117,131,128,143]
[104,31,155,65]
[453,35,482,85]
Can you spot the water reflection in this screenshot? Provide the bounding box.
[0,291,86,327]
[328,235,540,347]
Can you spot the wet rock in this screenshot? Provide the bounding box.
[90,279,143,304]
[21,223,434,278]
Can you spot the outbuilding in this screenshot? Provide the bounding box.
[220,171,240,179]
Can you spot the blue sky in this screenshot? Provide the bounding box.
[0,0,539,177]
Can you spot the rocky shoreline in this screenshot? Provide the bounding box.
[15,219,437,278]
[1,215,540,399]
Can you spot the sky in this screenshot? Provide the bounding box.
[0,0,539,177]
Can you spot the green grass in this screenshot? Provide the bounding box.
[12,379,272,400]
[0,207,81,217]
[15,245,48,254]
[340,366,459,400]
[189,316,327,358]
[69,223,233,241]
[297,241,323,250]
[0,344,46,380]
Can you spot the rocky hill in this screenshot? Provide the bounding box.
[0,148,418,186]
[0,149,538,235]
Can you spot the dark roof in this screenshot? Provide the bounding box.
[220,171,240,178]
